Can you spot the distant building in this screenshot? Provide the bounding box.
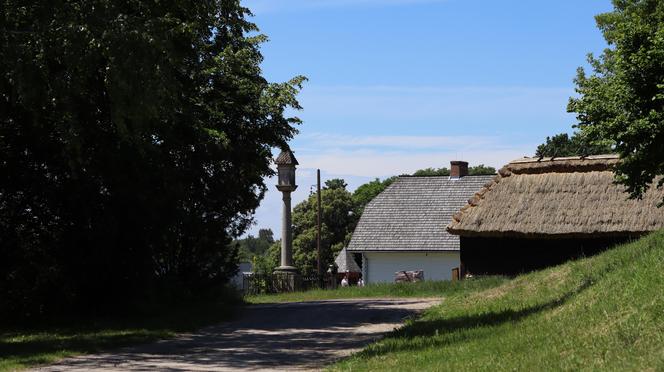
[230,262,253,290]
[448,155,664,275]
[348,161,493,283]
[334,247,362,274]
[331,247,362,284]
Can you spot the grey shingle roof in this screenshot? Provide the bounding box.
[348,175,494,252]
[333,247,362,273]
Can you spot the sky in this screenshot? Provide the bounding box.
[242,0,614,238]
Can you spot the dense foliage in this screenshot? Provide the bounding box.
[535,132,613,158]
[569,0,664,201]
[233,229,274,262]
[0,0,303,321]
[467,164,498,175]
[291,179,357,275]
[412,165,496,176]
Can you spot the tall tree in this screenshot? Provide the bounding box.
[0,0,304,320]
[233,228,275,262]
[290,179,356,274]
[569,0,664,201]
[258,228,275,244]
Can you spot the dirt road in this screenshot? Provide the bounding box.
[35,298,440,371]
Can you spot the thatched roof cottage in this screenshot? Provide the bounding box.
[447,155,664,275]
[348,161,494,283]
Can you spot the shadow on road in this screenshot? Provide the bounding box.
[39,298,437,371]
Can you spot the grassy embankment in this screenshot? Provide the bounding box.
[332,230,664,371]
[244,277,506,304]
[0,298,240,371]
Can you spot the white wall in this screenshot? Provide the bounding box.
[230,262,253,290]
[363,251,460,283]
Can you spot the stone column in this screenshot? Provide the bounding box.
[273,148,299,290]
[275,190,297,274]
[279,191,296,271]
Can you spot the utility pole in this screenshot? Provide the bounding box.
[317,169,322,285]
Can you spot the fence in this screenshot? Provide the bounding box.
[242,272,337,295]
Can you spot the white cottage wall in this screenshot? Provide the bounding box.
[363,251,459,283]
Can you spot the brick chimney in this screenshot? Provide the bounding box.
[450,161,469,178]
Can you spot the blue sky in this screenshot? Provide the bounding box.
[243,0,614,238]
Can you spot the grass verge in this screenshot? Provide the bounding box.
[0,297,240,371]
[331,231,664,371]
[244,276,506,304]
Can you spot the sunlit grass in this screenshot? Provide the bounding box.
[331,230,664,371]
[245,276,507,304]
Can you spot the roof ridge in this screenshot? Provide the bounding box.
[504,154,619,175]
[509,154,618,164]
[398,174,496,178]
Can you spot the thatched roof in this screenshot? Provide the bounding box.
[333,247,361,273]
[348,175,494,251]
[447,155,664,238]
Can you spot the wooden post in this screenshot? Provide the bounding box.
[452,267,460,281]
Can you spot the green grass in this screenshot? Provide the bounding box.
[0,299,240,371]
[244,276,507,304]
[331,231,664,371]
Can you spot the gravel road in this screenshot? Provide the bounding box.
[34,298,440,371]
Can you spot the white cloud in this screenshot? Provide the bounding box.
[242,83,568,238]
[291,132,536,176]
[297,147,532,177]
[299,133,496,150]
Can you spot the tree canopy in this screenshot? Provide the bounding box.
[0,0,304,321]
[467,164,497,175]
[568,0,664,200]
[535,132,613,158]
[234,229,274,262]
[290,179,357,274]
[412,165,496,176]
